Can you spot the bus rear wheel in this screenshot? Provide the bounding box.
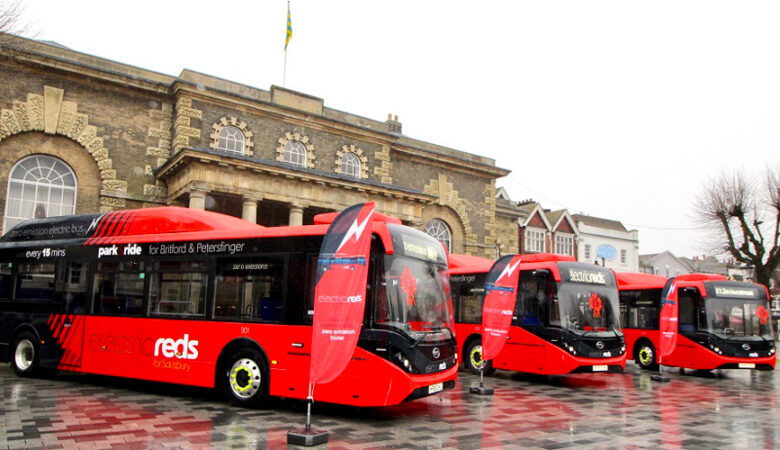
[220,348,268,407]
[635,342,658,371]
[464,340,494,375]
[11,332,40,377]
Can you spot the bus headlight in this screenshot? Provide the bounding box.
[770,348,775,355]
[403,358,410,368]
[621,345,626,354]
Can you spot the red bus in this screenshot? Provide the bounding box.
[449,253,626,375]
[617,272,776,371]
[0,207,458,407]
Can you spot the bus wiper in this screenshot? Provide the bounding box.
[410,332,429,349]
[410,328,444,349]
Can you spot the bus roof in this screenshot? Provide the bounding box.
[448,253,494,274]
[0,206,413,256]
[520,253,576,263]
[615,272,668,290]
[674,273,728,283]
[314,211,402,225]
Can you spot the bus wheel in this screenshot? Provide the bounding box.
[11,332,40,377]
[220,348,268,407]
[465,340,494,375]
[636,342,658,371]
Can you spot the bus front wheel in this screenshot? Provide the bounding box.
[11,332,40,377]
[635,341,658,371]
[220,348,268,407]
[464,340,494,375]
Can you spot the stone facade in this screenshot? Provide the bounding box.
[0,36,510,257]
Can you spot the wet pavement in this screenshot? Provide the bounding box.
[0,363,778,449]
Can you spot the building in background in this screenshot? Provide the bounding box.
[639,251,692,277]
[515,200,579,259]
[0,36,512,258]
[573,214,639,272]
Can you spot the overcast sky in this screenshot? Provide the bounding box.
[17,1,780,258]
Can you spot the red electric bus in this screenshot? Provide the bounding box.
[449,253,626,375]
[617,272,776,371]
[0,206,458,407]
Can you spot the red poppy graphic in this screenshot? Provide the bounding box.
[400,266,417,307]
[756,305,769,325]
[589,293,603,318]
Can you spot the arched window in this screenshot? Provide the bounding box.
[217,126,245,154]
[342,152,361,178]
[424,219,452,252]
[4,155,77,233]
[284,141,307,166]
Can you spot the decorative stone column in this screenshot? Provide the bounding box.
[189,189,207,210]
[242,196,262,224]
[289,203,304,226]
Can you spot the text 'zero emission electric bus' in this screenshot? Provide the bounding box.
[0,207,458,407]
[449,253,626,375]
[617,272,776,371]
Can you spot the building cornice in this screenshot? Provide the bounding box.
[156,147,437,204]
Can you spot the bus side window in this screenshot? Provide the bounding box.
[61,261,88,314]
[214,256,285,323]
[148,260,207,317]
[516,271,545,327]
[0,262,11,300]
[94,261,145,316]
[0,262,13,315]
[16,262,56,300]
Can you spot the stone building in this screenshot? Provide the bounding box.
[0,36,513,257]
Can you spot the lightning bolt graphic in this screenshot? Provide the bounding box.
[336,208,374,253]
[497,259,520,283]
[86,213,106,235]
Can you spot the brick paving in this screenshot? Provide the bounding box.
[1,363,778,449]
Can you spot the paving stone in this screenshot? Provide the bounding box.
[1,364,779,448]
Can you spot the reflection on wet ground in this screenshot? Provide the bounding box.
[0,363,777,449]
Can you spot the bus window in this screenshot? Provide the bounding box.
[61,261,88,314]
[214,256,285,322]
[619,289,661,329]
[94,261,145,316]
[148,260,207,317]
[16,262,55,300]
[515,271,551,327]
[0,262,11,300]
[452,275,484,324]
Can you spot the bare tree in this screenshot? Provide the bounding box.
[0,0,28,41]
[695,168,780,289]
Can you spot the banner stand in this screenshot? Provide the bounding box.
[470,365,494,395]
[287,386,329,445]
[651,362,670,383]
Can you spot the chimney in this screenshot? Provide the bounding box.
[386,113,402,134]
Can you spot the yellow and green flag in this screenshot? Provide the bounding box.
[285,2,293,50]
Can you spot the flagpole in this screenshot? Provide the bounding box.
[283,0,291,88]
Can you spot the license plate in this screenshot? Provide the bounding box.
[593,365,608,372]
[739,363,756,368]
[428,382,444,394]
[439,362,447,370]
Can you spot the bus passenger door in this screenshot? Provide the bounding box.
[54,261,89,368]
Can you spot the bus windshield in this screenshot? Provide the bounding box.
[375,255,454,340]
[554,283,620,335]
[704,298,773,338]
